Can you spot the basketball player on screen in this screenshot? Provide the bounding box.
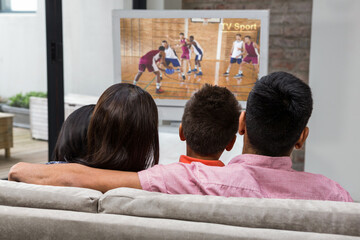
[161,40,185,81]
[242,35,260,79]
[168,33,192,76]
[133,46,172,94]
[189,35,204,76]
[223,34,244,78]
[177,33,192,75]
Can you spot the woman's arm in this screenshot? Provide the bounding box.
[8,162,142,193]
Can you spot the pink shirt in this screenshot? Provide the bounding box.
[138,154,353,202]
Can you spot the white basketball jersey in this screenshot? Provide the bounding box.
[192,40,204,55]
[165,46,177,59]
[231,40,244,59]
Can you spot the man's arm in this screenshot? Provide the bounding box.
[8,162,142,193]
[254,42,260,52]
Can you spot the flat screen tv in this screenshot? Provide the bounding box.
[112,10,269,120]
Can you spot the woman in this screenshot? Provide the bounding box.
[52,83,159,171]
[52,104,95,164]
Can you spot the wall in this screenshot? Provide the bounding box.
[305,0,360,201]
[62,0,131,97]
[0,0,132,99]
[120,18,184,57]
[0,0,46,98]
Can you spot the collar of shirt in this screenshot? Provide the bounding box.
[179,155,225,167]
[229,154,293,170]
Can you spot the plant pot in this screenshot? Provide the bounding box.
[1,104,30,129]
[30,97,48,140]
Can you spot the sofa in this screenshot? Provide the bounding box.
[0,180,359,239]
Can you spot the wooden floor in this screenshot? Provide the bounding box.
[0,128,47,179]
[121,56,257,101]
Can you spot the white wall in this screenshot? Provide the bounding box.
[305,0,360,201]
[0,0,46,98]
[62,0,131,97]
[0,0,132,99]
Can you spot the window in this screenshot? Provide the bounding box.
[0,0,37,13]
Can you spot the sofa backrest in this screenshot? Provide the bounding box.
[99,188,360,237]
[2,181,360,237]
[0,205,357,240]
[0,180,102,213]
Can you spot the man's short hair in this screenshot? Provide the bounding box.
[158,46,165,51]
[182,84,241,155]
[246,72,313,156]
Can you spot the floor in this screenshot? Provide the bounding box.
[121,56,257,101]
[0,128,47,179]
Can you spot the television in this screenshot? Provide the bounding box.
[112,10,269,121]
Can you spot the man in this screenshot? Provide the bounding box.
[177,33,192,75]
[223,34,244,78]
[189,35,204,76]
[242,35,260,79]
[161,40,185,81]
[133,46,171,94]
[9,72,353,202]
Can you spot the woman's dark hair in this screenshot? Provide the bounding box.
[86,83,159,171]
[52,104,95,163]
[246,71,313,156]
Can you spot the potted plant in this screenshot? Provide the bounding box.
[29,93,48,140]
[1,93,32,128]
[1,92,47,134]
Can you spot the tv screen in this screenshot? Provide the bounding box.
[113,10,269,108]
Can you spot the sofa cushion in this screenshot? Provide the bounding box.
[1,205,358,240]
[0,180,102,213]
[99,188,360,237]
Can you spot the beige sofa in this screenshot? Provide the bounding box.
[0,180,359,239]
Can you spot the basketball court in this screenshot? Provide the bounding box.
[120,17,261,101]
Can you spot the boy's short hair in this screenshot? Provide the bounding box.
[182,84,241,155]
[246,72,313,156]
[179,33,184,36]
[245,35,251,39]
[158,46,165,51]
[162,40,168,44]
[236,33,241,37]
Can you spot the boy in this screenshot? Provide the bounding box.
[242,35,260,78]
[189,36,204,76]
[161,40,185,81]
[9,73,353,202]
[133,46,172,94]
[224,34,244,78]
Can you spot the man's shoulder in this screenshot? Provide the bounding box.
[301,171,353,202]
